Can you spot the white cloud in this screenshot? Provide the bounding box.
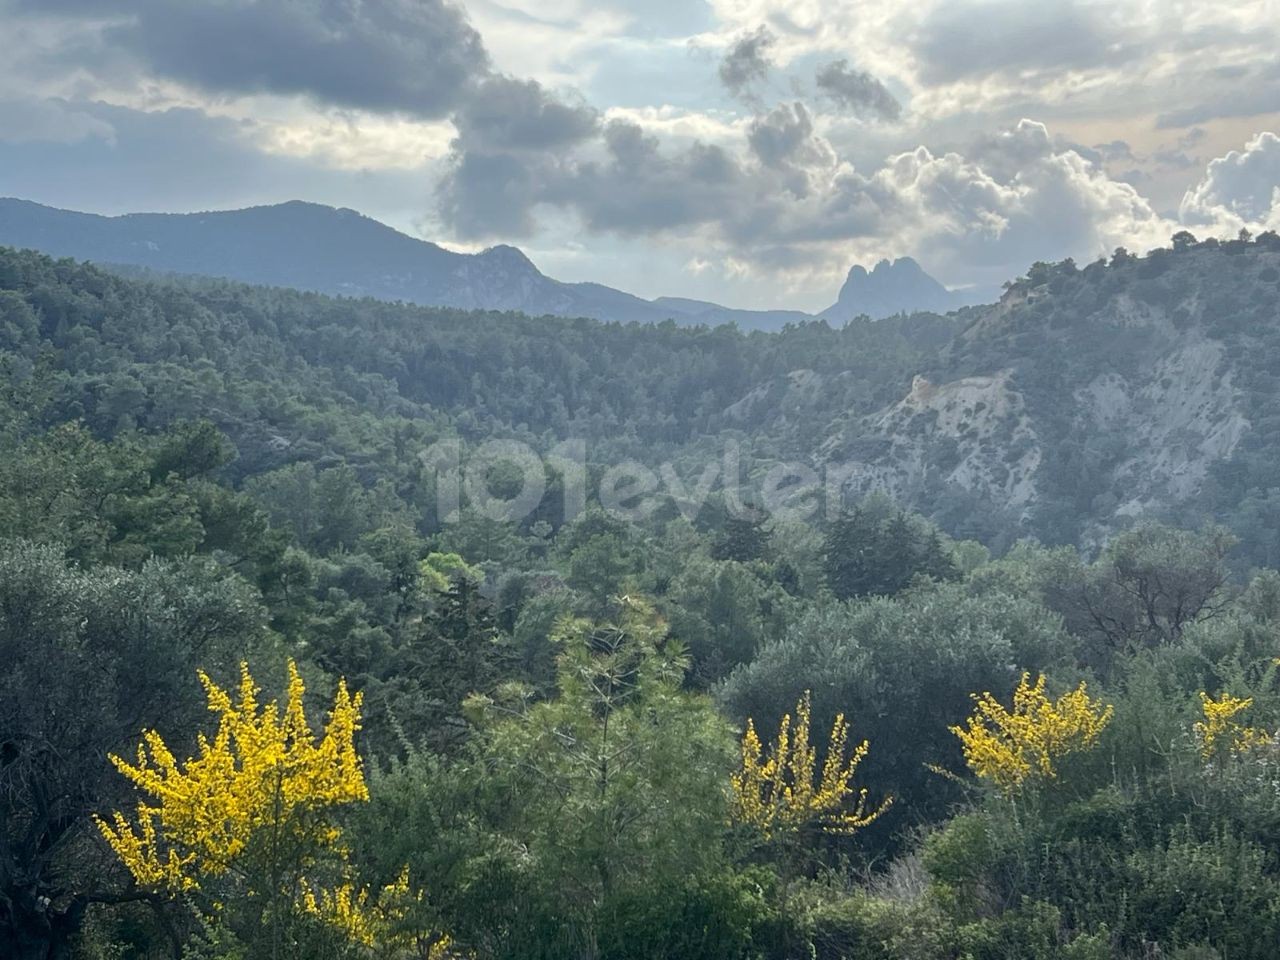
[254,113,455,171]
[1180,131,1280,233]
[602,104,745,145]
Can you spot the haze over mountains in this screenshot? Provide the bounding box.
[0,198,979,329]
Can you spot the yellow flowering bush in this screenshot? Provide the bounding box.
[302,866,458,957]
[1194,691,1273,759]
[731,690,891,841]
[96,659,367,893]
[950,673,1112,795]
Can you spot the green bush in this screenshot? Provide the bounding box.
[803,890,955,960]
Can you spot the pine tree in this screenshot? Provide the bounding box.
[823,509,876,600]
[711,515,770,563]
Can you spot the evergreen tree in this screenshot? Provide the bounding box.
[711,516,769,563]
[823,509,876,600]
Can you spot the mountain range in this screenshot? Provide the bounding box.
[0,197,975,329]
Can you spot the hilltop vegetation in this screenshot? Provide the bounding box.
[4,236,1280,959]
[5,230,1280,554]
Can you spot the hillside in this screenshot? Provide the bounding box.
[820,234,1280,549]
[0,197,967,329]
[8,235,1280,960]
[3,233,1280,560]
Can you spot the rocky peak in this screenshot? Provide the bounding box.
[822,256,961,322]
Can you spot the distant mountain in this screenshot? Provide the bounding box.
[650,296,813,330]
[821,257,973,322]
[0,198,814,331]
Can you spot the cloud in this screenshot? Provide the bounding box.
[1180,131,1280,232]
[909,2,1141,86]
[814,60,900,121]
[0,98,115,144]
[745,102,836,199]
[435,148,542,238]
[436,109,1178,293]
[747,101,813,166]
[439,116,752,241]
[12,0,491,120]
[718,26,776,99]
[0,100,431,221]
[876,121,1174,281]
[1156,62,1280,128]
[454,75,599,152]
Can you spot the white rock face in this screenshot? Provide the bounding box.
[821,369,1041,516]
[819,272,1255,538]
[1086,338,1247,519]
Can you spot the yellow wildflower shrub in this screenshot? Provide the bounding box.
[96,659,368,894]
[731,690,891,841]
[1194,691,1273,759]
[950,673,1112,795]
[302,867,460,958]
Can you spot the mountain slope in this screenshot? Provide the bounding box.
[5,232,1278,557]
[0,198,826,329]
[818,235,1280,547]
[0,197,971,329]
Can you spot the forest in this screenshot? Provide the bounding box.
[5,240,1280,960]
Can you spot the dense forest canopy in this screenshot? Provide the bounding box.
[5,235,1280,959]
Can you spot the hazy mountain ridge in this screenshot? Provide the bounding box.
[0,198,967,329]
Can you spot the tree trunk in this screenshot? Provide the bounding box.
[1,888,85,960]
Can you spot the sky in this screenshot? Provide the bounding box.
[1,0,1279,311]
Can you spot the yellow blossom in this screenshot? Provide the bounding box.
[302,866,458,956]
[950,673,1112,795]
[95,660,367,894]
[731,690,891,841]
[1194,691,1273,759]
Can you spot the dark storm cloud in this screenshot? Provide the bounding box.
[718,26,775,99]
[15,0,491,120]
[438,118,753,241]
[435,149,541,237]
[814,60,901,121]
[571,122,747,233]
[454,76,599,152]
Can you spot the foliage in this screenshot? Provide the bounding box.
[419,551,483,594]
[0,540,260,958]
[823,507,957,601]
[9,238,1280,957]
[458,598,737,958]
[721,579,1069,827]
